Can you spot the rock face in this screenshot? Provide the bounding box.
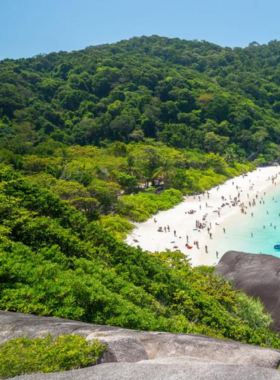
[215,251,280,331]
[14,358,280,380]
[97,336,149,364]
[1,310,280,379]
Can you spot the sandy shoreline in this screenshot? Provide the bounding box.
[126,166,280,266]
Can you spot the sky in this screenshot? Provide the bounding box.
[0,0,280,60]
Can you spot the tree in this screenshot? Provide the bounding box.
[204,132,229,154]
[69,197,99,221]
[110,115,135,142]
[117,173,138,194]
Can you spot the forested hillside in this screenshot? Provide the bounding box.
[1,165,280,349]
[1,36,280,349]
[1,36,280,162]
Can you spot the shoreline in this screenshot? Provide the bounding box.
[126,166,280,266]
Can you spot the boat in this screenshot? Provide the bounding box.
[274,245,280,250]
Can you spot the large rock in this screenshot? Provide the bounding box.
[97,336,149,363]
[1,311,280,369]
[215,251,280,331]
[13,357,280,380]
[2,310,280,379]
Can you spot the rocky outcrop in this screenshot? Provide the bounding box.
[1,310,280,379]
[215,251,280,331]
[97,336,149,364]
[14,358,280,380]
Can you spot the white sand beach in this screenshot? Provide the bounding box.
[126,166,280,266]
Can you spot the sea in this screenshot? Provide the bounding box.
[207,181,280,259]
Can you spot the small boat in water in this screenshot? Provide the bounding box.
[274,245,280,250]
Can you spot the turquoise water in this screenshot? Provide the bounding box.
[208,183,280,259]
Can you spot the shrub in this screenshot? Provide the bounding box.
[0,335,106,379]
[100,214,134,239]
[119,189,183,222]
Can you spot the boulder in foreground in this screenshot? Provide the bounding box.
[1,310,280,379]
[215,251,280,331]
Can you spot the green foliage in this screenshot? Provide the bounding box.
[1,36,280,162]
[0,335,105,379]
[235,293,273,330]
[1,36,280,352]
[0,172,279,350]
[119,189,183,221]
[100,214,134,240]
[118,172,138,194]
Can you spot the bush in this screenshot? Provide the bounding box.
[0,335,106,379]
[235,293,273,330]
[100,214,134,239]
[119,189,183,222]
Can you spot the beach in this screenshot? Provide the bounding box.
[126,166,280,266]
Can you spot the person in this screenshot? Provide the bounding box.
[209,233,212,239]
[154,218,157,223]
[205,245,208,253]
[251,232,253,237]
[167,225,170,232]
[216,251,219,258]
[223,228,226,233]
[174,230,176,237]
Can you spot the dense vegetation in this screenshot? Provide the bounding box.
[0,335,105,378]
[0,139,253,238]
[2,36,280,163]
[1,36,280,352]
[0,166,280,349]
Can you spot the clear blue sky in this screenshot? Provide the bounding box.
[1,0,280,60]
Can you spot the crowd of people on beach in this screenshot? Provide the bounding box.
[130,169,280,263]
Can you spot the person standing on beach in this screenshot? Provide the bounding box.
[205,246,208,253]
[223,228,226,233]
[216,251,219,258]
[174,230,176,237]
